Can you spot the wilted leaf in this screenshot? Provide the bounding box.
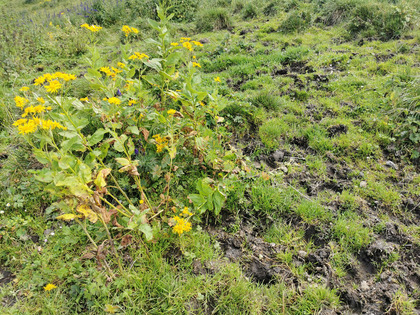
[77,205,98,223]
[104,304,119,314]
[80,252,95,260]
[141,128,149,141]
[56,213,82,221]
[121,234,133,247]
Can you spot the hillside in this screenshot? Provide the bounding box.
[0,0,419,313]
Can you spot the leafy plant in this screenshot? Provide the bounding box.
[10,6,238,275]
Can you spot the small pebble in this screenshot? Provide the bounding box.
[298,250,308,258]
[360,281,369,291]
[360,181,367,188]
[279,166,288,174]
[385,160,398,170]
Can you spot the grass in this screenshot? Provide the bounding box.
[0,0,419,313]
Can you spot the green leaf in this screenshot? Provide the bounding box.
[213,189,225,216]
[61,136,85,153]
[145,58,162,72]
[138,223,153,241]
[87,128,108,146]
[87,68,101,78]
[196,178,214,196]
[126,125,139,135]
[33,169,54,183]
[58,155,77,170]
[115,158,130,166]
[113,134,127,152]
[33,149,49,164]
[166,51,182,66]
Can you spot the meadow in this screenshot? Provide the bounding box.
[0,0,419,313]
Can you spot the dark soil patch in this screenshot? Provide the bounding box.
[327,124,348,137]
[0,268,15,287]
[206,226,297,286]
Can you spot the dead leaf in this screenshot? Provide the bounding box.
[81,252,95,260]
[141,128,149,141]
[112,217,124,228]
[121,235,133,247]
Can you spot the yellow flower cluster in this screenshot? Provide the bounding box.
[128,52,149,61]
[81,23,102,32]
[106,97,121,105]
[152,134,169,153]
[172,215,192,235]
[99,66,122,79]
[171,38,203,52]
[33,72,76,94]
[14,96,29,109]
[13,117,66,134]
[192,62,201,68]
[121,25,139,37]
[21,105,51,117]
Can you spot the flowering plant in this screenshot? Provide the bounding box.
[12,6,240,274]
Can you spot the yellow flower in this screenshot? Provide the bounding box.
[19,86,29,92]
[192,62,201,68]
[44,80,62,93]
[121,25,131,37]
[112,67,122,74]
[14,95,29,109]
[44,283,57,291]
[214,76,221,83]
[13,119,27,126]
[80,97,89,102]
[117,62,126,69]
[139,200,144,204]
[182,207,193,216]
[128,100,137,106]
[192,40,203,47]
[167,109,176,115]
[180,37,191,42]
[34,76,46,86]
[172,217,192,235]
[170,42,179,46]
[37,97,45,104]
[17,118,39,134]
[153,134,169,153]
[182,41,193,51]
[21,105,47,118]
[131,27,139,34]
[107,97,121,105]
[128,52,149,60]
[81,24,102,32]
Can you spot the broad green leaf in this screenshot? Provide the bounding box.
[113,134,127,152]
[61,136,85,153]
[87,68,102,78]
[58,155,77,170]
[138,223,153,241]
[126,125,139,135]
[115,158,130,166]
[213,189,225,216]
[87,128,108,146]
[33,149,49,164]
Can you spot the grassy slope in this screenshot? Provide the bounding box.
[0,0,419,314]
